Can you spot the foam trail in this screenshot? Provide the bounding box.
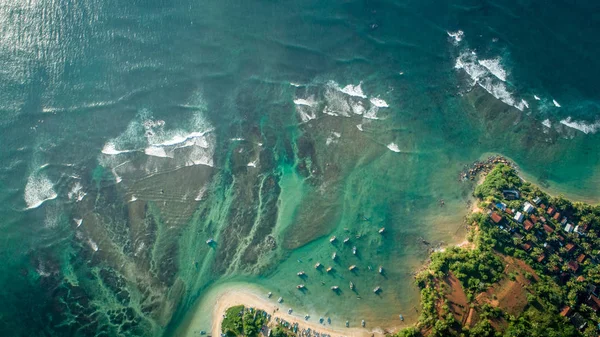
[447,30,464,44]
[559,117,600,134]
[24,173,58,209]
[387,143,401,153]
[369,97,389,108]
[542,119,552,128]
[478,58,507,82]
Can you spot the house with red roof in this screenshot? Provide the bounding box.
[523,219,534,231]
[568,261,579,272]
[543,224,554,234]
[490,212,503,224]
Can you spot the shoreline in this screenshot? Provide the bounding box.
[181,158,498,337]
[180,283,394,337]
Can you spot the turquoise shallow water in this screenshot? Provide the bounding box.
[1,0,600,336]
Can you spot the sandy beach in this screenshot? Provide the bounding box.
[180,283,394,337]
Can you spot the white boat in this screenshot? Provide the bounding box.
[352,246,357,255]
[326,266,333,272]
[343,237,350,244]
[330,236,336,243]
[378,227,385,234]
[267,292,272,298]
[297,271,305,276]
[399,314,404,321]
[206,238,214,244]
[331,286,339,291]
[379,266,383,274]
[348,265,356,271]
[345,321,349,327]
[278,297,283,303]
[350,282,355,290]
[332,252,337,260]
[373,286,381,293]
[361,320,365,327]
[288,308,293,314]
[315,262,322,269]
[297,284,305,289]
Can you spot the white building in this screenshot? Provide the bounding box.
[523,202,534,214]
[533,197,542,205]
[564,223,574,233]
[514,212,524,223]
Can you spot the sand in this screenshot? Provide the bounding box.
[180,283,392,337]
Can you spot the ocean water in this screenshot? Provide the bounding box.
[1,0,600,336]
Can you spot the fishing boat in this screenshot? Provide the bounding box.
[379,266,383,274]
[331,286,339,291]
[399,314,404,321]
[330,236,336,243]
[326,266,333,272]
[331,252,337,260]
[206,238,214,245]
[343,237,350,244]
[378,227,385,234]
[278,297,283,303]
[315,262,322,269]
[297,271,305,276]
[297,284,305,289]
[373,286,381,293]
[352,246,357,255]
[345,321,349,327]
[348,265,356,271]
[267,292,272,298]
[361,320,365,327]
[350,281,355,290]
[288,308,293,314]
[304,314,310,320]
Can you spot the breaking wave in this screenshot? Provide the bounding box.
[559,117,600,134]
[455,51,528,111]
[24,173,57,209]
[293,80,390,123]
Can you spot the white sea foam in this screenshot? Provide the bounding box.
[326,132,341,146]
[87,239,99,252]
[447,30,464,44]
[67,182,86,202]
[290,82,303,87]
[534,95,541,101]
[101,142,134,155]
[327,81,367,98]
[477,58,507,82]
[24,173,57,209]
[553,99,561,107]
[369,97,389,107]
[293,98,316,107]
[542,119,552,128]
[559,117,600,134]
[386,143,401,153]
[144,146,171,158]
[294,80,389,122]
[455,51,527,111]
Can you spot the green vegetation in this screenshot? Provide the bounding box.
[221,305,268,337]
[397,163,600,337]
